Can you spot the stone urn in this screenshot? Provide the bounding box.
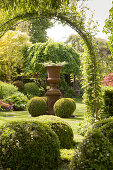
[45,65,62,115]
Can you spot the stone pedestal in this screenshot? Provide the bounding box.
[45,65,62,115]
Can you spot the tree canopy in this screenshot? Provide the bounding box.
[0,30,31,82]
[25,41,80,78]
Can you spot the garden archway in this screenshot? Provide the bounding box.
[0,1,101,121]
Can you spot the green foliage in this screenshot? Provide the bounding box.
[0,0,102,121]
[3,92,28,111]
[54,98,76,118]
[101,86,113,118]
[25,41,80,78]
[13,80,24,91]
[69,129,113,170]
[0,120,60,169]
[104,5,113,60]
[64,88,76,98]
[23,82,40,98]
[19,17,53,43]
[0,30,31,82]
[77,119,92,136]
[37,115,74,149]
[92,117,113,145]
[0,81,18,99]
[27,97,47,117]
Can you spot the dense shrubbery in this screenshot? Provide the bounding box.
[0,120,60,169]
[92,117,113,145]
[23,82,41,98]
[101,86,113,118]
[69,129,113,170]
[0,81,18,99]
[37,115,74,148]
[64,88,76,98]
[27,97,47,117]
[3,92,28,111]
[54,98,76,118]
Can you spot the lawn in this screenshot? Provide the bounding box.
[0,98,86,169]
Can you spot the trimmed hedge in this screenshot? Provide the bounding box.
[102,86,113,118]
[27,97,47,117]
[37,115,74,148]
[54,98,76,118]
[0,120,60,169]
[23,82,40,98]
[69,129,113,170]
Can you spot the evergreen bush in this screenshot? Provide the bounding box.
[69,129,113,170]
[0,120,60,169]
[54,98,76,118]
[102,86,113,117]
[37,115,74,148]
[27,97,47,117]
[23,82,40,98]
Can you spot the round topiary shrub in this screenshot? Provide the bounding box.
[37,115,74,148]
[0,120,60,169]
[69,129,113,170]
[27,97,47,117]
[54,98,76,118]
[23,82,40,98]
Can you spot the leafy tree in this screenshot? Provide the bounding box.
[17,17,53,43]
[66,35,111,76]
[104,4,113,71]
[0,30,31,82]
[25,41,81,78]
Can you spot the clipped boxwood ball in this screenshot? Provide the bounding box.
[27,97,47,117]
[0,120,60,169]
[37,115,74,148]
[54,98,76,118]
[69,129,113,170]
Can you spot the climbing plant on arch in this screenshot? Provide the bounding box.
[0,0,101,122]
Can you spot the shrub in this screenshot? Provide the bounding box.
[54,98,76,118]
[23,82,40,98]
[13,80,24,91]
[0,81,18,99]
[64,88,76,98]
[92,118,113,145]
[27,97,47,117]
[69,129,113,170]
[92,117,113,130]
[37,115,74,148]
[0,120,60,169]
[3,92,28,111]
[102,86,113,117]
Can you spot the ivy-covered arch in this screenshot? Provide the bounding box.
[0,0,101,122]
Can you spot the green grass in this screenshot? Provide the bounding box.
[0,98,86,169]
